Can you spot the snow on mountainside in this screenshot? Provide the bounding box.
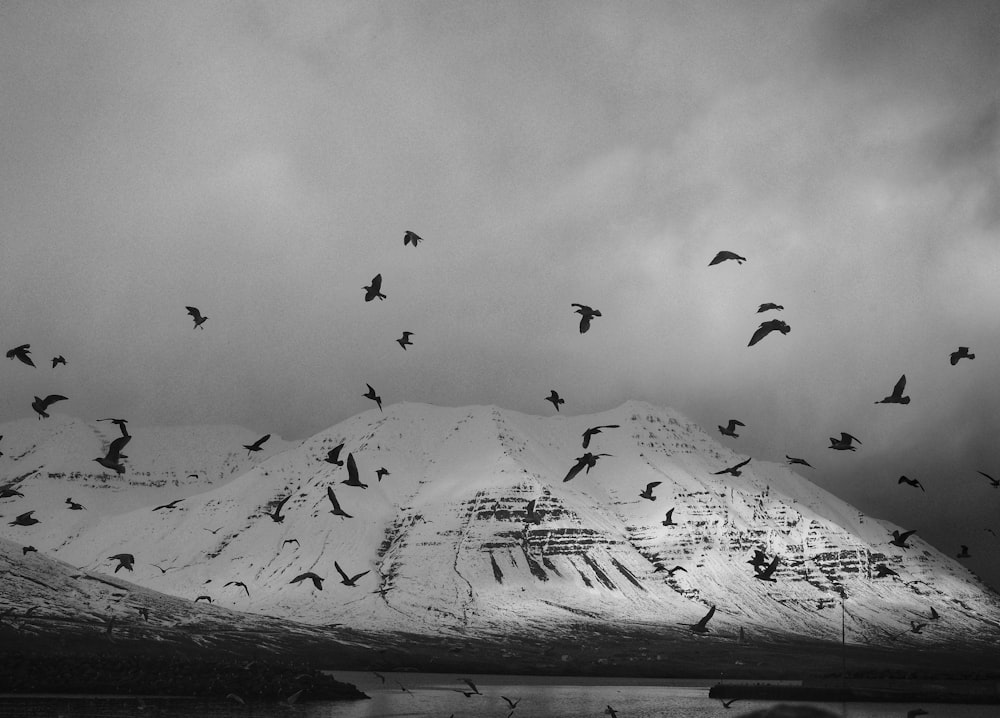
[2,401,998,651]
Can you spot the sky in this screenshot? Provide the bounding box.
[1,1,998,588]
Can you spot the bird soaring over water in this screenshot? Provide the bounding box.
[186,306,208,329]
[563,452,612,482]
[263,494,291,523]
[581,424,619,448]
[545,390,564,412]
[571,304,602,333]
[757,303,783,313]
[890,529,917,548]
[342,453,368,488]
[9,511,38,526]
[709,251,746,266]
[950,346,974,365]
[639,481,662,501]
[327,486,353,518]
[363,273,386,301]
[243,434,270,456]
[748,319,791,347]
[875,375,910,405]
[718,419,745,438]
[335,561,370,587]
[32,394,67,419]
[97,418,130,437]
[363,384,382,411]
[690,604,716,633]
[898,476,925,492]
[290,572,324,590]
[524,499,542,524]
[95,434,131,474]
[6,344,34,366]
[51,355,66,368]
[829,432,861,451]
[786,455,812,467]
[713,457,751,476]
[397,332,413,350]
[109,554,134,573]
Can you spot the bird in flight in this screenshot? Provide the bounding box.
[929,607,940,621]
[243,434,270,456]
[204,526,224,535]
[6,344,34,366]
[9,511,38,527]
[748,319,791,347]
[757,303,783,313]
[152,498,184,511]
[829,432,861,451]
[660,565,687,577]
[571,304,602,333]
[342,453,368,489]
[898,476,925,492]
[581,424,619,448]
[718,419,745,438]
[363,383,382,411]
[97,417,130,437]
[950,346,974,365]
[282,539,299,548]
[661,508,677,526]
[263,494,291,523]
[290,572,324,590]
[875,374,910,405]
[109,554,135,573]
[327,486,353,519]
[979,471,999,488]
[890,529,917,548]
[364,273,386,301]
[545,390,564,412]
[150,563,175,574]
[754,556,780,582]
[195,595,213,603]
[786,455,812,467]
[873,564,898,578]
[32,394,68,419]
[957,545,971,558]
[95,434,131,474]
[639,481,662,501]
[524,499,542,524]
[375,467,390,482]
[747,550,769,570]
[690,604,716,633]
[0,486,24,498]
[709,251,746,266]
[323,443,345,466]
[563,452,612,482]
[225,580,251,597]
[65,497,85,510]
[186,306,208,329]
[397,331,414,350]
[713,457,752,477]
[51,355,66,368]
[335,561,370,587]
[403,230,423,247]
[459,678,481,695]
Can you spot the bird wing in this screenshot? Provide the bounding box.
[747,324,773,347]
[525,499,536,515]
[759,556,780,578]
[186,306,202,320]
[892,374,907,397]
[645,481,662,491]
[371,273,382,290]
[350,570,370,583]
[42,395,68,408]
[734,457,752,469]
[255,434,270,448]
[841,432,861,444]
[731,419,745,428]
[563,459,586,482]
[273,494,291,515]
[347,453,359,483]
[334,562,350,582]
[327,486,342,510]
[898,529,917,542]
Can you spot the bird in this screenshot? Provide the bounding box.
[754,556,780,582]
[563,452,612,482]
[709,251,746,266]
[660,565,687,577]
[605,706,618,718]
[375,467,390,482]
[195,595,213,603]
[978,471,999,488]
[718,419,745,438]
[323,443,345,466]
[65,497,85,510]
[786,455,812,467]
[334,561,370,587]
[720,698,740,709]
[282,539,300,548]
[94,434,131,474]
[109,554,135,573]
[748,319,791,347]
[571,303,602,333]
[22,545,36,556]
[829,432,861,451]
[225,580,250,597]
[185,306,208,329]
[204,526,224,535]
[875,374,910,405]
[501,695,521,710]
[226,693,245,705]
[6,344,34,367]
[898,475,925,492]
[290,572,324,590]
[747,550,769,570]
[638,481,662,501]
[243,434,270,456]
[50,355,66,368]
[757,303,783,313]
[545,390,564,412]
[9,511,38,526]
[0,486,24,498]
[890,529,917,548]
[581,424,620,448]
[690,604,716,633]
[661,508,677,526]
[957,545,971,558]
[403,230,423,247]
[459,678,481,695]
[342,453,368,488]
[137,607,149,621]
[152,498,184,511]
[150,563,175,574]
[929,607,940,621]
[363,383,382,411]
[363,273,386,301]
[873,564,898,578]
[263,494,291,523]
[97,417,130,436]
[713,457,752,476]
[909,621,926,634]
[396,331,414,349]
[524,499,541,524]
[950,346,974,365]
[32,394,68,419]
[326,486,353,519]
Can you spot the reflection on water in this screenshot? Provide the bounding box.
[1,672,996,718]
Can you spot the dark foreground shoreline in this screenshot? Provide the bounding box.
[710,678,1000,705]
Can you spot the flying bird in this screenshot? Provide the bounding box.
[690,604,716,633]
[375,467,390,482]
[6,344,34,367]
[403,230,423,247]
[326,486,353,519]
[396,331,413,350]
[661,565,687,577]
[898,475,925,492]
[363,273,386,301]
[65,497,85,510]
[459,678,481,695]
[32,394,68,419]
[290,572,324,590]
[929,607,940,621]
[22,545,36,556]
[873,564,898,578]
[605,706,618,718]
[0,486,24,498]
[890,529,917,548]
[109,554,135,573]
[977,471,999,488]
[713,457,752,476]
[263,494,291,523]
[323,443,345,466]
[524,499,542,524]
[282,539,299,548]
[563,452,612,482]
[225,580,251,597]
[97,417,130,436]
[185,306,208,329]
[957,545,971,558]
[638,481,662,501]
[718,419,745,438]
[152,498,184,511]
[342,453,368,488]
[334,561,370,587]
[748,319,791,347]
[94,434,131,474]
[709,251,746,266]
[501,696,521,710]
[243,434,270,456]
[829,432,862,451]
[9,511,39,526]
[950,346,974,365]
[875,374,910,405]
[195,595,213,603]
[581,424,619,448]
[747,550,769,570]
[571,304,602,333]
[757,303,783,313]
[204,526,224,535]
[51,355,66,368]
[786,455,812,467]
[545,390,564,412]
[363,383,382,411]
[754,556,780,582]
[661,508,677,526]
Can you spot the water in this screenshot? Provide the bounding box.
[0,672,994,717]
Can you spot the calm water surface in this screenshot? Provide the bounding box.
[1,672,993,717]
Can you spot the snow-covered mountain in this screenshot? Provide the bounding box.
[2,401,998,651]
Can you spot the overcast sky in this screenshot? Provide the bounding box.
[2,1,998,588]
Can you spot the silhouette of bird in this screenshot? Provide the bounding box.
[0,486,23,498]
[65,497,85,510]
[757,303,783,313]
[98,418,130,437]
[713,457,752,476]
[957,545,971,558]
[327,486,353,519]
[403,230,423,247]
[709,251,746,266]
[748,319,791,347]
[50,355,66,368]
[152,498,183,511]
[459,678,481,695]
[342,453,368,489]
[22,545,36,556]
[581,424,619,448]
[150,563,175,574]
[786,455,812,467]
[890,529,917,548]
[950,346,974,365]
[690,604,716,633]
[875,374,911,405]
[195,595,212,603]
[718,419,745,438]
[375,467,390,482]
[363,273,386,301]
[929,607,940,620]
[524,499,542,524]
[501,695,521,710]
[661,508,677,526]
[363,383,382,411]
[571,304,602,333]
[754,556,780,582]
[662,565,687,577]
[639,481,662,501]
[9,511,38,526]
[909,621,926,634]
[720,698,739,708]
[243,434,270,456]
[873,564,898,578]
[204,526,224,535]
[32,394,67,419]
[225,580,250,597]
[898,476,925,492]
[94,434,131,474]
[323,443,345,466]
[397,331,414,349]
[605,705,618,718]
[185,306,208,329]
[6,344,34,367]
[263,494,291,523]
[563,452,612,482]
[747,550,769,570]
[335,561,370,587]
[829,432,862,451]
[978,471,999,488]
[282,539,300,548]
[290,572,324,590]
[109,554,135,573]
[545,390,564,412]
